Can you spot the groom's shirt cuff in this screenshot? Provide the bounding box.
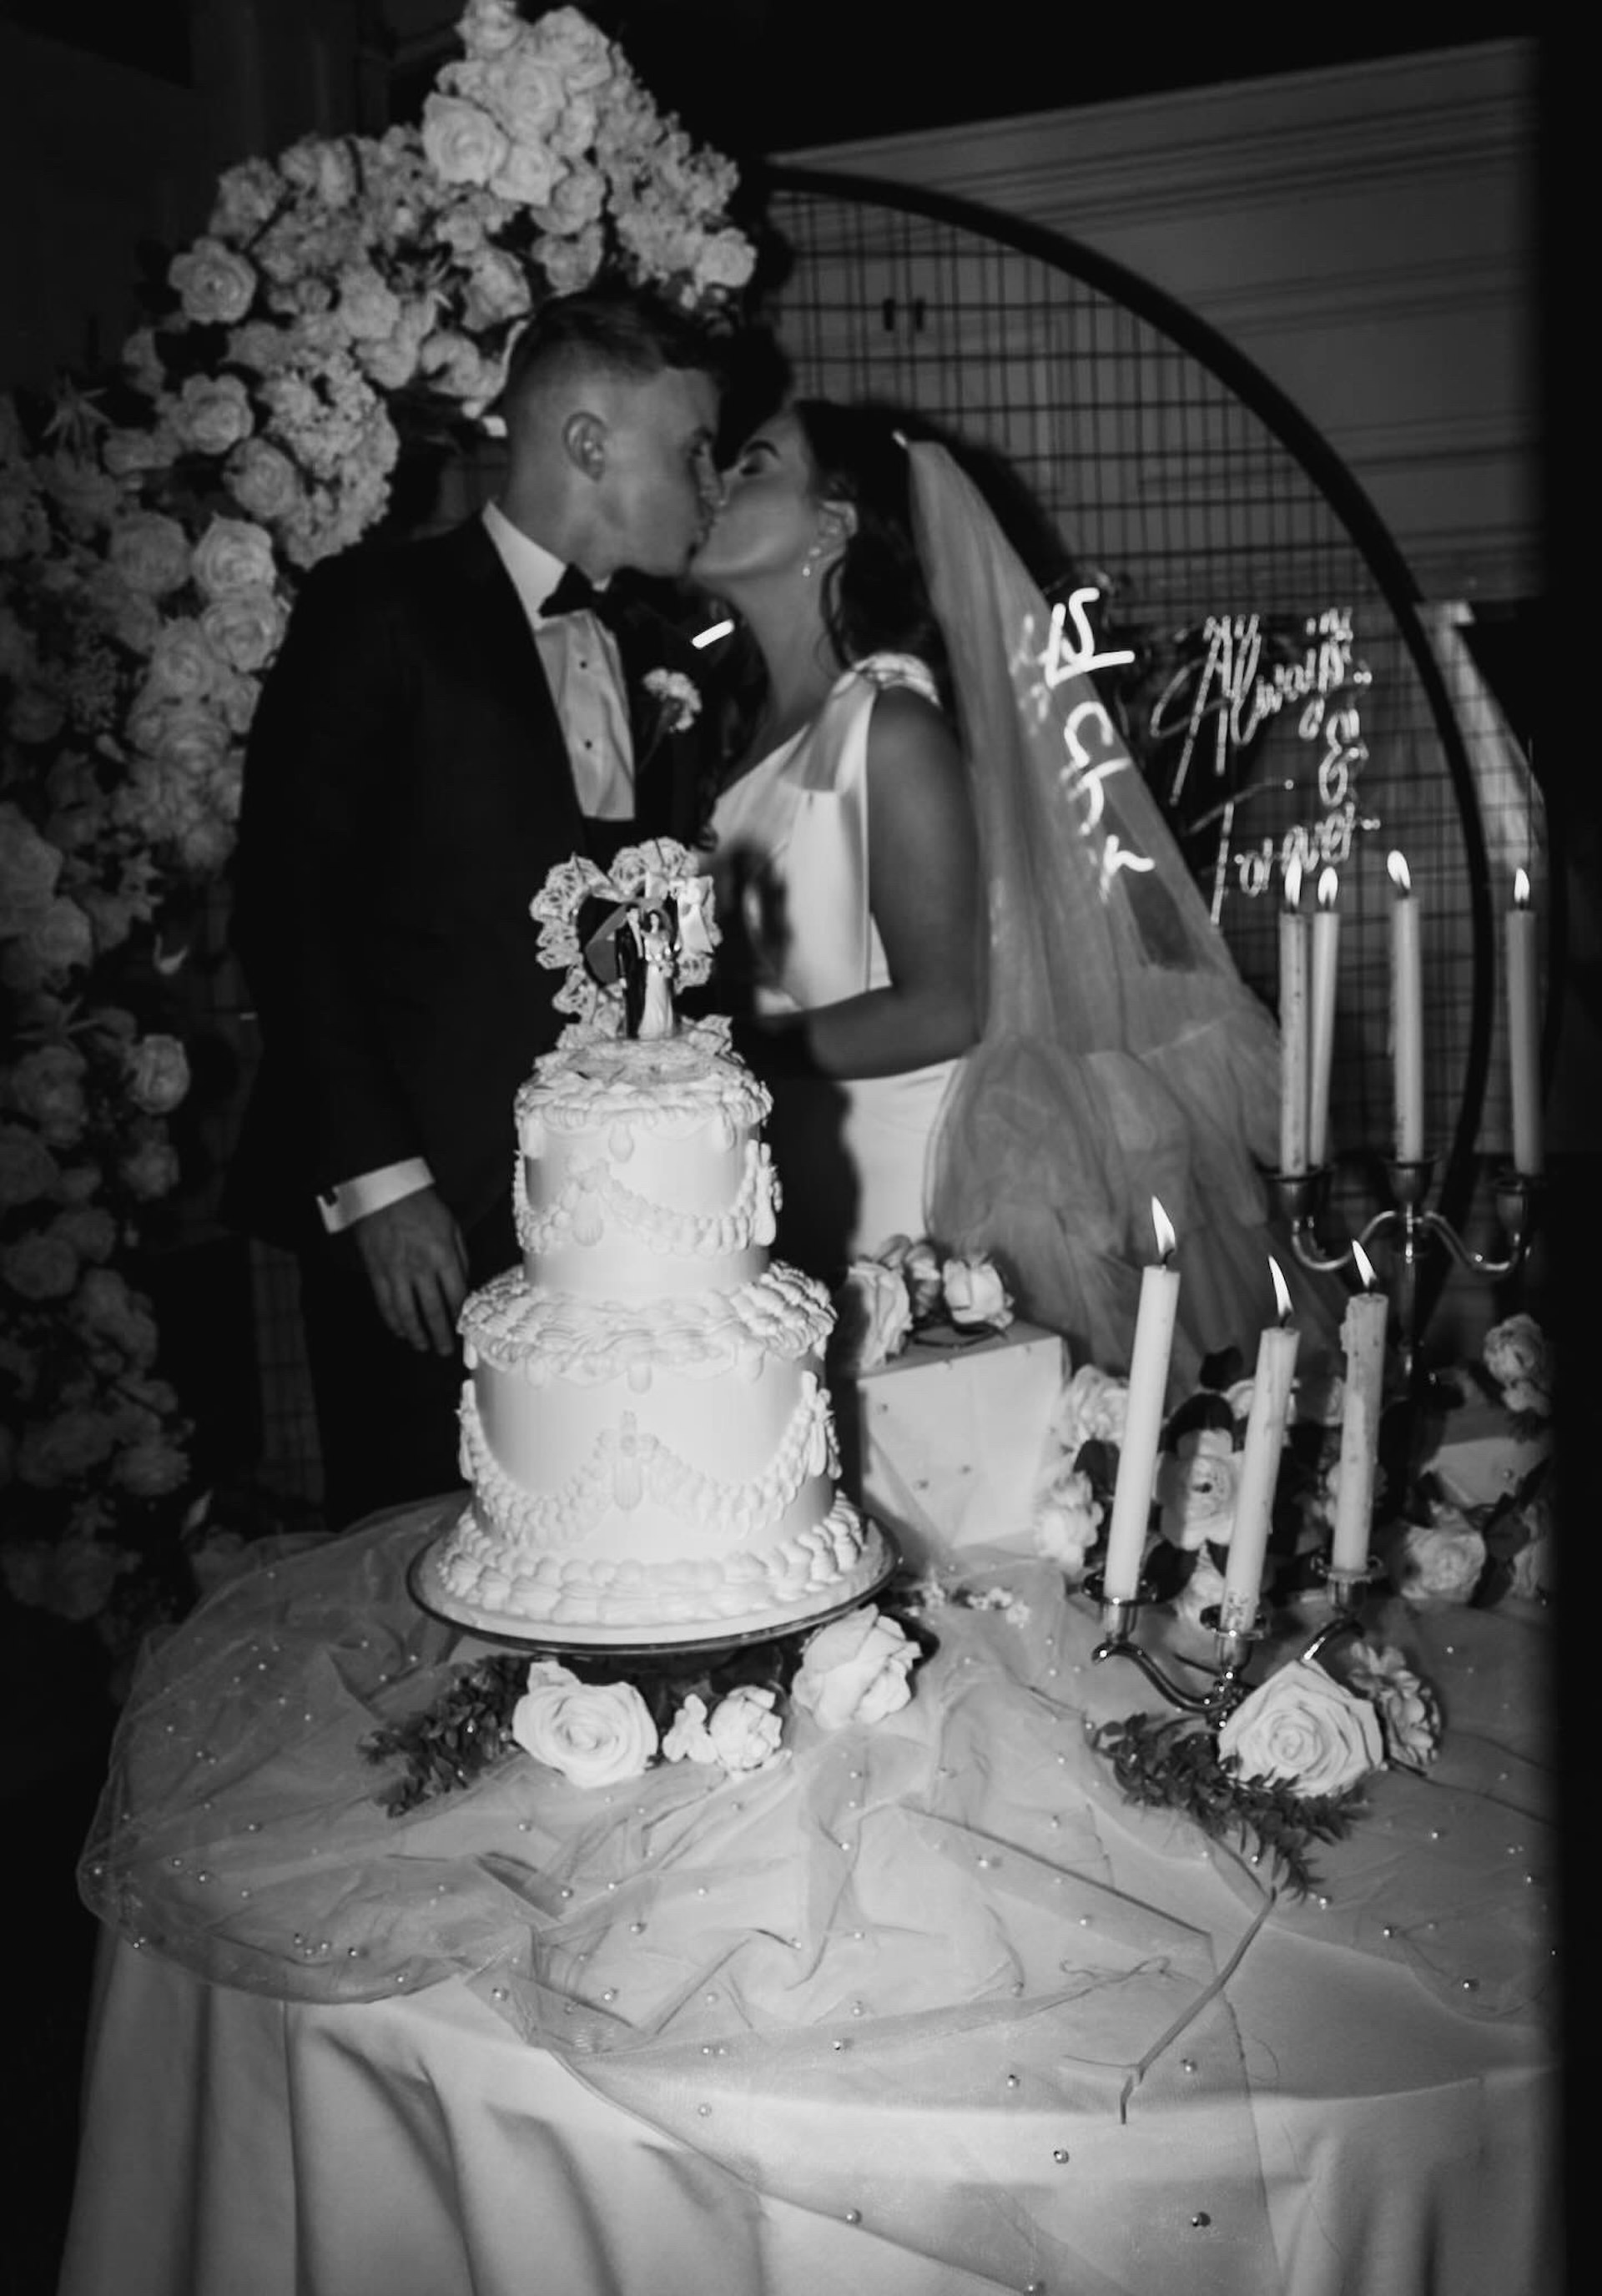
[317,1158,433,1234]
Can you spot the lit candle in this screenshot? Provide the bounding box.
[1277,858,1310,1176]
[1506,868,1544,1176]
[1387,851,1424,1162]
[1220,1258,1300,1632]
[1331,1241,1387,1577]
[1101,1200,1181,1600]
[1307,866,1340,1169]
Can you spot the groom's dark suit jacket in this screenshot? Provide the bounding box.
[226,516,709,1269]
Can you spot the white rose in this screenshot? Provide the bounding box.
[8,684,65,746]
[660,1691,716,1765]
[191,514,275,599]
[279,135,357,209]
[200,585,287,674]
[169,238,258,326]
[8,1043,88,1145]
[942,1253,1013,1331]
[421,93,510,187]
[3,1231,79,1301]
[101,424,179,480]
[118,1139,181,1202]
[877,1234,943,1320]
[1032,1468,1102,1573]
[225,438,300,524]
[704,1685,785,1771]
[144,617,221,704]
[23,897,93,978]
[75,1266,160,1362]
[209,156,282,242]
[170,374,255,458]
[113,1435,189,1498]
[491,138,565,209]
[1156,1427,1242,1551]
[510,1659,657,1787]
[1389,1513,1486,1605]
[1218,1658,1383,1796]
[1050,1363,1129,1454]
[459,0,525,58]
[833,1259,912,1373]
[493,50,567,144]
[790,1607,915,1731]
[1344,1643,1442,1770]
[108,511,192,597]
[1482,1313,1551,1408]
[693,229,757,293]
[462,249,534,330]
[0,1125,60,1210]
[123,1033,191,1115]
[0,806,63,934]
[535,224,603,296]
[0,1532,133,1621]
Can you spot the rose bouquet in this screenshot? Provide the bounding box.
[1094,1634,1440,1891]
[1403,1314,1554,1609]
[363,1600,924,1812]
[832,1233,1015,1376]
[2,6,757,1656]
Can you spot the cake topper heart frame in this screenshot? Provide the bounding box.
[530,838,718,1040]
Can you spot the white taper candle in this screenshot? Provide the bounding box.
[1331,1241,1388,1576]
[1219,1259,1300,1632]
[1388,851,1424,1162]
[1101,1200,1181,1601]
[1506,869,1543,1176]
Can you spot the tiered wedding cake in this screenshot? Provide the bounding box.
[417,845,887,1646]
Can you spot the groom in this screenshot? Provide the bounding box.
[226,284,726,1526]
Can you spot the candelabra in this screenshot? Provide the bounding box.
[1085,1571,1263,1724]
[1270,1158,1541,1392]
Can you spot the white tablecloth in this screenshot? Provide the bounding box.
[58,1508,1560,2295]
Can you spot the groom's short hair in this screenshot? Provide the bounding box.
[500,283,722,425]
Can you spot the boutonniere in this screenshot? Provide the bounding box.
[642,667,703,735]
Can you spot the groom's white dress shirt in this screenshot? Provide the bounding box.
[317,501,636,1235]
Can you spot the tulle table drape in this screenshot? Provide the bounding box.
[63,1501,1559,2296]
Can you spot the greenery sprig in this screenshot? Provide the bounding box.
[1091,1709,1364,1896]
[362,1635,809,1815]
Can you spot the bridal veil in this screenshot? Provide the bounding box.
[909,441,1341,1386]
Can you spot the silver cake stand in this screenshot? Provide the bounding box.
[408,1513,901,1663]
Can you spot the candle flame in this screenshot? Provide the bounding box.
[1352,1238,1378,1292]
[1387,850,1412,897]
[1151,1196,1176,1261]
[1317,866,1338,909]
[1283,856,1303,909]
[1268,1254,1293,1325]
[692,618,734,649]
[1513,866,1530,908]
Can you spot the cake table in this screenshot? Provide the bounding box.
[58,1498,1559,2296]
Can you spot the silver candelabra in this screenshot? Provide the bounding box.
[1085,1570,1263,1725]
[1269,1158,1541,1392]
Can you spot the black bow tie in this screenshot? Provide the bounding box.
[540,565,627,627]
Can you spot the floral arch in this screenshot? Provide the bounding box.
[0,2,757,1663]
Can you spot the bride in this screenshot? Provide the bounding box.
[692,400,1339,1388]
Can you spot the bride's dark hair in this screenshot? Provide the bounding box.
[793,400,952,702]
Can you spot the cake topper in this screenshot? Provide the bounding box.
[530,839,718,1040]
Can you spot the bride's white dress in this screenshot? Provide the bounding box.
[709,654,959,1279]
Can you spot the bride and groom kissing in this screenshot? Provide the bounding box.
[228,279,1330,1528]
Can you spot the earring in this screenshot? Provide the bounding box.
[801,543,823,580]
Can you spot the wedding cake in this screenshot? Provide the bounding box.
[417,847,886,1647]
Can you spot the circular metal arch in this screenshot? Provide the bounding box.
[755,163,1496,1300]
